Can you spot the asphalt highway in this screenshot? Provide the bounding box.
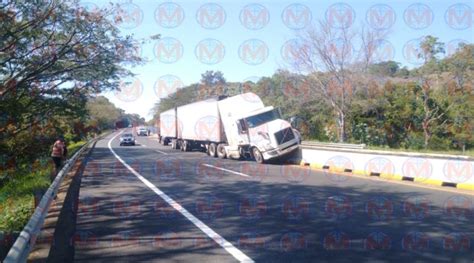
[73,129,474,262]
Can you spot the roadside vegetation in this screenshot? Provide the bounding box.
[0,0,144,235]
[153,36,473,156]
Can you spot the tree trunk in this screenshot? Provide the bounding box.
[422,120,430,149]
[338,110,345,143]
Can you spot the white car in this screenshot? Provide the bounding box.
[120,133,136,146]
[137,127,148,136]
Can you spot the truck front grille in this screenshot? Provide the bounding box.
[274,127,295,145]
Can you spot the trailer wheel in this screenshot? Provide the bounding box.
[217,144,227,159]
[252,147,264,164]
[171,139,178,150]
[208,143,217,157]
[182,140,190,152]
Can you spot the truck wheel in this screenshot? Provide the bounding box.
[252,147,264,164]
[182,140,187,151]
[208,143,217,157]
[171,140,177,150]
[182,140,191,152]
[163,138,169,146]
[217,144,227,159]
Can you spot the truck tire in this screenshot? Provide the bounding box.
[252,147,264,164]
[171,139,178,150]
[217,144,227,159]
[208,143,217,157]
[182,140,190,152]
[163,138,169,146]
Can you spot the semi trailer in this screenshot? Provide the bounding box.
[158,92,299,163]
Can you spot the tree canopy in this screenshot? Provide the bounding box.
[0,0,141,178]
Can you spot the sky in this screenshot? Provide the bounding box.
[81,0,474,120]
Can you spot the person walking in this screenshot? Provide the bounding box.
[50,138,67,182]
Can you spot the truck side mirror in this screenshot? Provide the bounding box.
[289,116,296,127]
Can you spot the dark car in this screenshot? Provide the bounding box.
[120,133,136,146]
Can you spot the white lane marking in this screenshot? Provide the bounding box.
[141,144,147,147]
[107,131,253,263]
[202,164,250,178]
[154,149,168,155]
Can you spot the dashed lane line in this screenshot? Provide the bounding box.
[154,149,168,155]
[202,164,250,178]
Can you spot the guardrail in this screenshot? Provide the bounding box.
[301,141,366,150]
[4,139,96,263]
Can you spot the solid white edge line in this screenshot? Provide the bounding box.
[202,164,250,178]
[108,131,254,263]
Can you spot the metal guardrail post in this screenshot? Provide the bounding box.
[4,139,95,263]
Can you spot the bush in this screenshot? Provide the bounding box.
[0,196,33,231]
[0,166,51,232]
[403,133,425,150]
[428,136,452,151]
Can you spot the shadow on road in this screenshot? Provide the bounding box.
[60,146,473,262]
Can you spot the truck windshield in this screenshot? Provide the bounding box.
[245,109,281,128]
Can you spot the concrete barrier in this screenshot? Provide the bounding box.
[299,147,474,191]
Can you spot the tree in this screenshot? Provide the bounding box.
[200,70,226,86]
[198,70,226,98]
[419,35,445,64]
[291,20,386,142]
[0,0,141,173]
[444,44,474,152]
[445,44,474,90]
[369,61,400,77]
[86,96,122,131]
[0,0,140,132]
[416,36,448,148]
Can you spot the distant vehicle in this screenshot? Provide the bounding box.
[137,127,148,136]
[159,92,300,163]
[120,133,135,146]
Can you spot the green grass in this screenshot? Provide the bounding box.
[68,140,86,158]
[0,167,51,231]
[0,140,86,232]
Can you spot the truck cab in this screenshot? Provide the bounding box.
[217,93,300,163]
[234,107,299,163]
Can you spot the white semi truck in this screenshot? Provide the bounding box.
[158,93,299,163]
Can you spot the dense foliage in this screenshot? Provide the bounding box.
[0,0,141,182]
[152,42,473,152]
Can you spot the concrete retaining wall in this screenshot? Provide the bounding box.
[299,147,474,191]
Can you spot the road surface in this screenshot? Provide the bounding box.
[73,129,473,262]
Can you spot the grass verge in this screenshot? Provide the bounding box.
[0,140,86,232]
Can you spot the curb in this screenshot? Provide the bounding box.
[300,161,474,191]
